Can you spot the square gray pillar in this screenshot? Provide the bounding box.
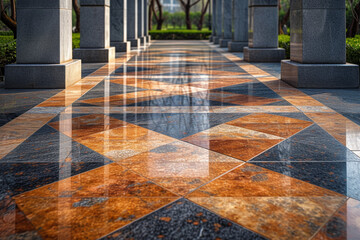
[73,0,115,63]
[213,0,223,45]
[281,0,359,88]
[110,0,131,52]
[138,0,147,46]
[128,0,140,48]
[144,0,151,44]
[219,0,232,48]
[228,0,248,52]
[209,0,217,42]
[5,0,81,89]
[244,0,285,62]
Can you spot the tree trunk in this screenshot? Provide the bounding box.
[279,8,290,35]
[149,0,153,30]
[0,0,17,38]
[347,2,360,38]
[73,0,80,32]
[152,0,164,30]
[197,0,209,30]
[185,5,191,29]
[179,0,201,30]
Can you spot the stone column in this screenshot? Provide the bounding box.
[281,0,359,88]
[5,0,81,89]
[244,0,285,62]
[73,0,115,63]
[219,0,232,48]
[128,0,140,47]
[209,0,216,42]
[213,0,223,44]
[110,0,131,52]
[228,0,248,52]
[138,0,147,46]
[144,0,151,43]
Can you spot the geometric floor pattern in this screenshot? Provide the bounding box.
[1,41,360,239]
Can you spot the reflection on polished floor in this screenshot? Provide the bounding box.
[1,41,360,239]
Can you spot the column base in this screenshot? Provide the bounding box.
[140,37,147,46]
[5,60,81,89]
[219,38,231,48]
[129,38,141,48]
[228,41,248,52]
[213,37,220,44]
[281,60,360,89]
[73,47,115,63]
[111,41,131,52]
[244,47,285,62]
[146,35,151,44]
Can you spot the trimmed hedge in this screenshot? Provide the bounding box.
[0,36,16,72]
[278,35,290,59]
[149,30,211,40]
[73,33,80,49]
[2,33,360,69]
[346,37,360,65]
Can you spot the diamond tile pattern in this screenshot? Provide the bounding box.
[1,41,360,239]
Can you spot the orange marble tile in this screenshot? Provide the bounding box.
[206,70,246,76]
[48,114,128,140]
[75,124,176,161]
[119,141,244,195]
[15,163,178,240]
[0,197,39,239]
[187,164,346,240]
[223,94,282,106]
[226,113,313,138]
[313,198,360,240]
[80,90,167,106]
[306,112,360,147]
[111,78,172,90]
[183,124,283,161]
[187,78,252,90]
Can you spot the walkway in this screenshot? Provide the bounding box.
[1,41,359,239]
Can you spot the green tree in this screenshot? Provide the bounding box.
[179,0,201,30]
[0,0,16,38]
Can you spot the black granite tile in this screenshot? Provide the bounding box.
[2,125,72,163]
[252,161,360,200]
[113,66,152,74]
[0,176,42,239]
[111,113,247,139]
[0,159,111,196]
[0,113,22,127]
[127,95,237,107]
[2,124,112,164]
[72,81,147,105]
[251,124,360,162]
[214,82,282,99]
[342,113,360,126]
[101,199,267,240]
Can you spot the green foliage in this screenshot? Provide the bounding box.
[0,31,13,36]
[0,35,14,45]
[0,39,16,68]
[278,34,290,59]
[72,33,80,49]
[149,30,211,40]
[346,36,360,65]
[153,11,211,30]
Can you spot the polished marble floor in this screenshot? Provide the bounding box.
[1,41,360,239]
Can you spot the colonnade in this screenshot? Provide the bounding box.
[5,0,360,89]
[5,0,150,89]
[210,0,359,88]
